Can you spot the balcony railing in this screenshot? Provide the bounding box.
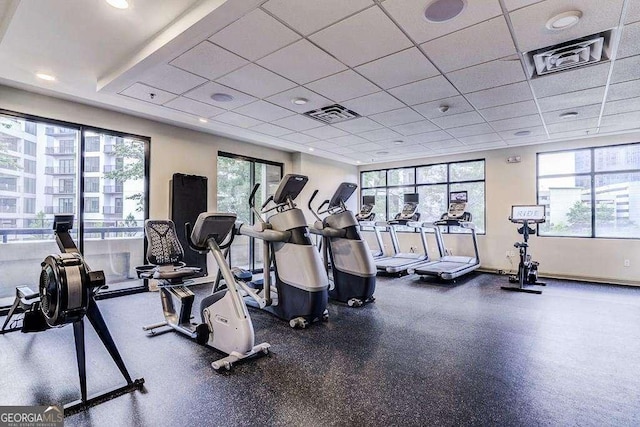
[45,127,77,136]
[103,165,118,173]
[45,167,75,175]
[44,186,75,195]
[85,165,100,173]
[103,185,123,193]
[103,206,123,214]
[0,226,143,243]
[45,147,76,155]
[44,206,74,214]
[0,184,18,192]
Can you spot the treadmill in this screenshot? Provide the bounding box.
[355,195,385,259]
[374,193,429,275]
[408,191,480,281]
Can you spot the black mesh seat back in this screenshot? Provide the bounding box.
[273,174,308,204]
[145,220,184,266]
[190,212,237,248]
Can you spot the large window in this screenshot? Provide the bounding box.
[537,143,640,238]
[217,152,282,271]
[0,111,150,304]
[360,159,486,233]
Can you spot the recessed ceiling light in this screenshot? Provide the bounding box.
[36,73,56,81]
[559,111,579,119]
[356,161,362,164]
[291,97,309,105]
[393,140,404,145]
[514,130,531,136]
[438,105,449,113]
[211,93,234,102]
[308,147,315,151]
[199,118,208,123]
[424,0,466,23]
[106,0,129,9]
[376,151,390,155]
[545,11,582,31]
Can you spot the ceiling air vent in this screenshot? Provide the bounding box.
[303,104,361,124]
[526,30,614,78]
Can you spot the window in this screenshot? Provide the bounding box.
[85,177,99,192]
[217,153,283,270]
[58,198,74,213]
[0,177,17,192]
[85,197,99,213]
[538,143,640,238]
[85,156,100,172]
[24,159,36,174]
[24,177,36,194]
[24,141,37,156]
[1,198,17,213]
[59,139,75,154]
[24,198,35,214]
[59,179,74,193]
[360,159,486,233]
[1,137,19,152]
[85,136,100,152]
[59,159,74,174]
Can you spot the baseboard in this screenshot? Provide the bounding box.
[477,267,640,287]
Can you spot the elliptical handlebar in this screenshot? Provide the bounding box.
[308,190,323,222]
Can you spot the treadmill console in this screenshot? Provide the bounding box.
[393,193,420,223]
[356,195,376,221]
[445,191,468,220]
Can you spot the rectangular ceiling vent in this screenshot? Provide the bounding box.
[527,30,614,78]
[303,104,361,124]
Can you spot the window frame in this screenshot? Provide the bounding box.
[536,142,640,240]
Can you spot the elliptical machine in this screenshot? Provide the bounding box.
[235,174,329,329]
[1,215,144,414]
[501,205,547,294]
[138,213,270,370]
[308,182,376,307]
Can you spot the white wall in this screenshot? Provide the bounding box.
[360,134,640,286]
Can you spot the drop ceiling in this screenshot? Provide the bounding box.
[0,0,640,165]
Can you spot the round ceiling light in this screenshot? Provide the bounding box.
[199,118,208,123]
[356,160,362,164]
[424,0,466,23]
[308,147,315,151]
[559,111,579,119]
[291,97,309,105]
[211,93,234,102]
[545,11,582,31]
[106,0,129,9]
[514,130,531,137]
[36,73,56,81]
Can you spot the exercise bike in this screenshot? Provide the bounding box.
[1,215,144,414]
[138,213,270,370]
[501,205,547,294]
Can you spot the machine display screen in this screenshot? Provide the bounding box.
[511,205,546,221]
[449,191,468,203]
[362,195,375,205]
[404,193,419,204]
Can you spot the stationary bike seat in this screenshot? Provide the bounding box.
[514,242,528,248]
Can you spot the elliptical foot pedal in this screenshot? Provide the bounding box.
[248,279,264,290]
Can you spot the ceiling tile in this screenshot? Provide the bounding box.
[549,129,596,139]
[305,70,379,102]
[423,140,464,150]
[382,0,502,44]
[447,123,495,138]
[257,39,347,84]
[388,76,459,105]
[265,87,332,113]
[503,0,544,11]
[611,54,640,84]
[355,48,439,89]
[479,100,539,121]
[309,7,412,67]
[119,83,176,105]
[547,118,598,134]
[327,146,358,155]
[490,113,542,131]
[307,140,339,150]
[601,110,640,127]
[421,17,516,73]
[137,64,206,95]
[369,108,424,127]
[617,21,640,59]
[250,123,294,137]
[447,59,526,94]
[531,63,610,98]
[170,41,248,80]
[211,112,263,128]
[333,117,383,133]
[163,97,225,118]
[462,141,508,150]
[510,0,625,53]
[607,80,640,102]
[262,0,373,36]
[605,97,640,116]
[392,120,439,136]
[209,9,300,61]
[430,111,486,129]
[281,133,318,144]
[413,96,474,119]
[543,104,602,124]
[303,126,349,139]
[465,81,532,109]
[626,0,640,24]
[271,114,323,132]
[342,91,405,116]
[359,128,402,142]
[499,126,546,140]
[216,64,296,98]
[183,81,257,110]
[537,86,605,112]
[405,130,452,144]
[350,142,385,151]
[457,133,503,145]
[326,134,369,146]
[233,100,295,121]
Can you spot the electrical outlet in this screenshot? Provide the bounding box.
[505,251,510,258]
[624,259,630,267]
